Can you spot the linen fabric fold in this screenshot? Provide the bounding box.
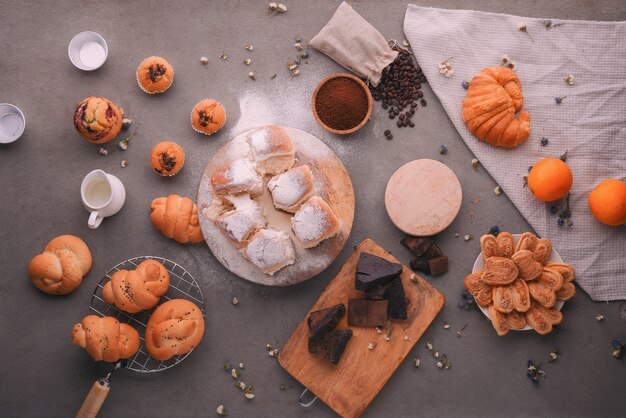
[404,5,626,301]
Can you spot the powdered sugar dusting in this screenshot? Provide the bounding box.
[217,202,265,243]
[292,202,329,242]
[243,229,295,275]
[267,165,313,208]
[248,127,270,154]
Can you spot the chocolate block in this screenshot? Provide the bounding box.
[428,256,449,276]
[401,237,433,257]
[428,243,444,259]
[355,252,403,291]
[308,328,353,365]
[307,303,346,339]
[365,285,386,300]
[348,298,388,327]
[383,277,408,320]
[410,256,430,274]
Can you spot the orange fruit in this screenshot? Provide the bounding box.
[588,179,626,226]
[527,158,573,202]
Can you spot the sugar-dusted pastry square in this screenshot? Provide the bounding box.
[242,228,295,275]
[291,196,341,248]
[211,158,263,196]
[268,165,316,213]
[215,197,266,248]
[247,125,295,175]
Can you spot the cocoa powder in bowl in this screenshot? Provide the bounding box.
[314,75,371,133]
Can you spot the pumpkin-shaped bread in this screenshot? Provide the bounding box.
[462,67,530,148]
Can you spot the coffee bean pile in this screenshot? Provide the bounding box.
[369,46,427,132]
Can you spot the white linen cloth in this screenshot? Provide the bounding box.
[404,5,626,301]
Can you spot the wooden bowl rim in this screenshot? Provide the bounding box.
[311,73,373,135]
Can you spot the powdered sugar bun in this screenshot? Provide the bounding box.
[291,196,341,248]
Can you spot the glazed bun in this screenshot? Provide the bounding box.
[28,235,92,295]
[102,260,170,313]
[145,299,205,361]
[72,315,140,362]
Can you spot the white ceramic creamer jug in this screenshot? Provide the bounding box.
[80,169,126,229]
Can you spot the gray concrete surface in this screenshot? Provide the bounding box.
[1,0,625,417]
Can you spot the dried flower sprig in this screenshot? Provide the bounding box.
[488,225,500,236]
[555,96,566,104]
[564,74,575,86]
[216,405,227,416]
[268,2,287,13]
[462,80,470,89]
[543,20,564,30]
[500,55,516,71]
[200,57,209,65]
[540,137,549,146]
[548,348,559,362]
[439,145,448,154]
[459,290,476,310]
[612,338,625,359]
[518,23,534,41]
[527,360,546,384]
[438,57,454,77]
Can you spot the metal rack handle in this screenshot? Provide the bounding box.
[299,388,318,408]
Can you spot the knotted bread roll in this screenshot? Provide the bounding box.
[150,194,204,244]
[145,299,205,361]
[72,315,140,362]
[28,235,92,295]
[102,260,170,313]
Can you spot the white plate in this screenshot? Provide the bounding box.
[471,233,565,331]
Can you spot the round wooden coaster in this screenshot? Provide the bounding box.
[197,126,355,286]
[384,159,462,236]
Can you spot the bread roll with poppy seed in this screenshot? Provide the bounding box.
[145,299,205,361]
[102,260,170,313]
[72,315,140,362]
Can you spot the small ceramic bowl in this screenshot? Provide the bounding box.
[0,103,26,144]
[312,73,372,135]
[68,31,108,71]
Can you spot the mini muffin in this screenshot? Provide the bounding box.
[136,56,174,94]
[150,141,185,176]
[191,99,226,135]
[73,96,123,144]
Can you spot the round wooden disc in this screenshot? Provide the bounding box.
[197,126,355,286]
[384,159,462,236]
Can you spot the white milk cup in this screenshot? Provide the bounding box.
[80,169,126,229]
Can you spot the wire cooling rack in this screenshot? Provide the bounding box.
[89,256,205,373]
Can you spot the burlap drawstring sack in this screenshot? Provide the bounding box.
[309,2,398,86]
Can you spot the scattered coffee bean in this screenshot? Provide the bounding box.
[421,99,427,107]
[369,44,427,132]
[384,130,391,136]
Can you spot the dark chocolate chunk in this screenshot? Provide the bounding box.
[355,252,403,291]
[428,243,444,259]
[410,256,430,274]
[308,329,353,365]
[307,303,346,339]
[383,277,408,320]
[401,237,433,257]
[428,256,449,276]
[365,285,386,300]
[348,299,388,327]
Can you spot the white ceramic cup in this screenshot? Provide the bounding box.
[68,31,108,71]
[80,169,126,229]
[0,103,26,144]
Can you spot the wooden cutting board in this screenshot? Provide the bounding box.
[278,239,445,418]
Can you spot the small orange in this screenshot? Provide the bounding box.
[588,179,626,226]
[527,158,573,202]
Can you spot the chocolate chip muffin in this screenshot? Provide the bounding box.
[149,141,185,176]
[137,56,174,94]
[73,96,123,144]
[191,99,226,135]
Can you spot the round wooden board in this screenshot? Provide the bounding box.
[197,126,355,286]
[384,159,462,236]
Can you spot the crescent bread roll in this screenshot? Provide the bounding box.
[211,158,263,197]
[145,299,205,361]
[150,195,204,244]
[28,235,92,295]
[72,315,140,362]
[268,165,316,213]
[291,196,341,248]
[102,260,170,313]
[242,228,295,275]
[247,125,295,175]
